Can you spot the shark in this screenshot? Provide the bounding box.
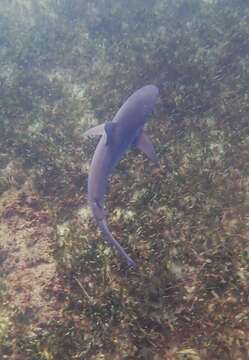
[84,84,159,268]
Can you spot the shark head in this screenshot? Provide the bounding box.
[130,85,159,127]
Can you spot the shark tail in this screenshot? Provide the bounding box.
[97,218,136,268]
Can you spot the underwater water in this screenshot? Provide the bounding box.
[0,0,249,359]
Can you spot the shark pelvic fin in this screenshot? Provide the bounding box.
[135,131,158,165]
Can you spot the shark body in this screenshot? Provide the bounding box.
[84,85,159,268]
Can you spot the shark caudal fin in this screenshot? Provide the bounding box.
[91,200,136,268]
[96,218,136,268]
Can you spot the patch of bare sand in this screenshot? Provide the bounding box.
[0,187,61,326]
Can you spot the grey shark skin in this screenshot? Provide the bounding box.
[84,85,159,268]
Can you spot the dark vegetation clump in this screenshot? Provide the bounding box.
[0,1,249,359]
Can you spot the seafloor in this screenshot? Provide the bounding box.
[0,1,249,359]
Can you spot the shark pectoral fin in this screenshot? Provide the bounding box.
[83,124,105,137]
[135,131,159,165]
[83,122,116,146]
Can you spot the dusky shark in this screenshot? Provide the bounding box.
[84,84,159,268]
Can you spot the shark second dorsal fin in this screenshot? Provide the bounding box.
[135,131,159,165]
